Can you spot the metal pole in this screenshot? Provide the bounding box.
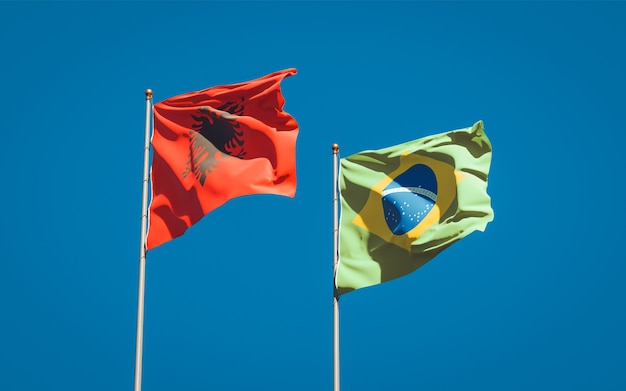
[134,88,152,391]
[332,143,340,391]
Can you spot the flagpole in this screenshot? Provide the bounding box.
[134,88,152,391]
[332,143,340,391]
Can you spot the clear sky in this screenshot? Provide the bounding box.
[1,1,625,390]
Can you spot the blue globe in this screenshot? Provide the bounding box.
[381,164,438,235]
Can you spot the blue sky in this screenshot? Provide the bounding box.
[1,1,625,390]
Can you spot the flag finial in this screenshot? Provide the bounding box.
[145,89,153,99]
[332,143,339,154]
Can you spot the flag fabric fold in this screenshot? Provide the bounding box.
[146,69,299,250]
[336,120,493,295]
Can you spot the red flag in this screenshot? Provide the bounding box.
[146,69,299,250]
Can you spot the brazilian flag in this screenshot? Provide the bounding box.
[336,121,493,295]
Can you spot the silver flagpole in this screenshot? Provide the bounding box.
[332,143,340,391]
[134,88,153,391]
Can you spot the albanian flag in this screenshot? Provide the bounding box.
[146,69,299,250]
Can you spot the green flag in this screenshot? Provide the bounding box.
[336,120,493,295]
